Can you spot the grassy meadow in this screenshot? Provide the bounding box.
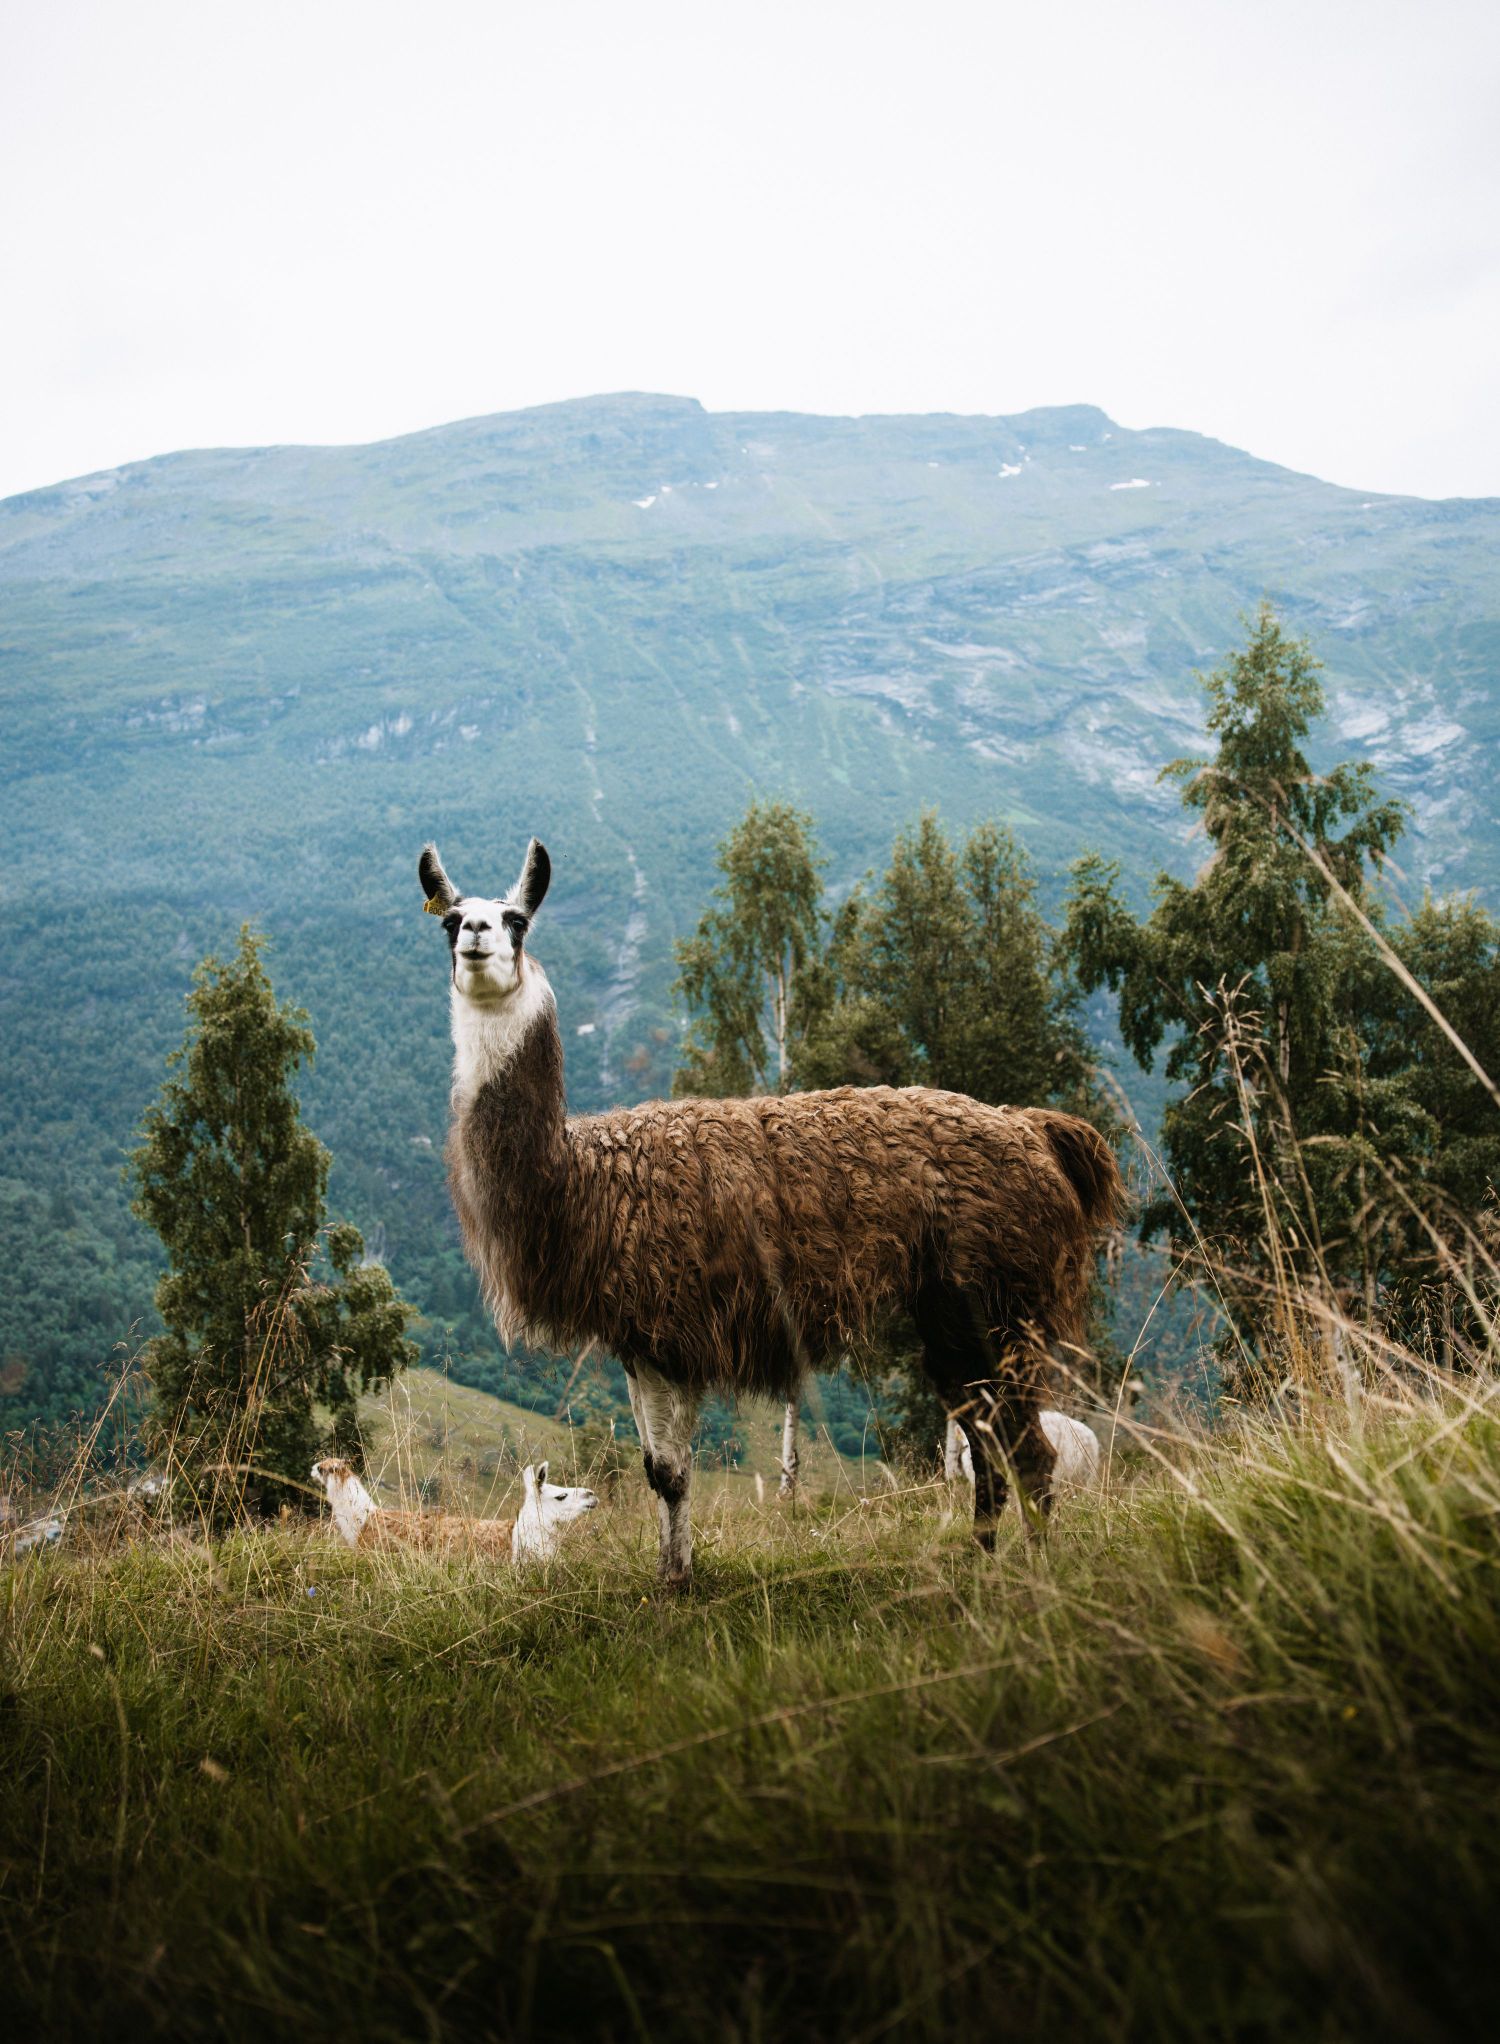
[5,1381,1500,2041]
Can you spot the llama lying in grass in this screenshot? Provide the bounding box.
[512,1460,600,1561]
[310,1457,597,1561]
[420,835,1121,1588]
[311,1458,515,1554]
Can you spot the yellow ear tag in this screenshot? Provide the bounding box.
[423,897,447,917]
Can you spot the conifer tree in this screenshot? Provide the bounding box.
[796,812,1118,1452]
[130,928,415,1516]
[1062,605,1409,1350]
[796,812,1099,1115]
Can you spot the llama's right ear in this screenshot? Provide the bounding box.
[513,839,550,919]
[419,843,460,916]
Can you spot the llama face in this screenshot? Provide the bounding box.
[512,1459,600,1561]
[441,896,532,1003]
[419,839,552,1009]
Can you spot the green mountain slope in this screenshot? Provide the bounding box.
[2,393,1497,1429]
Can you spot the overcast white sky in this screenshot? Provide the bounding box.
[3,0,1497,502]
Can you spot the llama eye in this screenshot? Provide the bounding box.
[442,913,461,934]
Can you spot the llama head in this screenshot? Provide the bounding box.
[310,1457,354,1491]
[419,839,551,1006]
[523,1460,599,1526]
[512,1460,599,1561]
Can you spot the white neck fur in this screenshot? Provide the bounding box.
[450,963,554,1107]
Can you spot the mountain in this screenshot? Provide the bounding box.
[2,393,1497,1429]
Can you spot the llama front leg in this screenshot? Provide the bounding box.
[627,1362,700,1590]
[779,1397,800,1499]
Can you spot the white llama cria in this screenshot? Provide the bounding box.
[311,1458,515,1555]
[511,1461,599,1562]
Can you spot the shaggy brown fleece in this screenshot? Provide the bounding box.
[449,990,1121,1402]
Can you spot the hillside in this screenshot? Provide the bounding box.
[6,1397,1500,2038]
[2,394,1497,1428]
[357,1367,861,1517]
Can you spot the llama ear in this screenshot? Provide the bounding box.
[535,1460,548,1487]
[419,843,460,916]
[513,839,550,919]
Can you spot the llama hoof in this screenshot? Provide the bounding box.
[657,1568,693,1595]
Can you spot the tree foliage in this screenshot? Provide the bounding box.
[673,800,825,1096]
[796,812,1100,1115]
[1064,604,1500,1370]
[130,928,416,1515]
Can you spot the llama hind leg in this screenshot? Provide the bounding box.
[943,1415,967,1483]
[915,1282,1053,1548]
[627,1362,700,1590]
[960,1376,1057,1540]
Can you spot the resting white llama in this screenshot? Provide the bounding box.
[311,1458,516,1554]
[420,836,1120,1588]
[512,1460,599,1561]
[311,1457,596,1561]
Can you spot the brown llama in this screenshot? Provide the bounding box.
[420,835,1121,1589]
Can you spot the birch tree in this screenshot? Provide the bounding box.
[672,800,824,1096]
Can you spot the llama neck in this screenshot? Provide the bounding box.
[329,1472,377,1545]
[450,960,560,1112]
[512,1494,556,1560]
[517,1488,564,1561]
[452,966,567,1166]
[448,962,570,1350]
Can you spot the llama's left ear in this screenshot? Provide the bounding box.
[419,843,460,916]
[534,1460,548,1487]
[513,839,550,919]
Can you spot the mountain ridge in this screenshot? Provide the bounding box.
[9,392,1485,510]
